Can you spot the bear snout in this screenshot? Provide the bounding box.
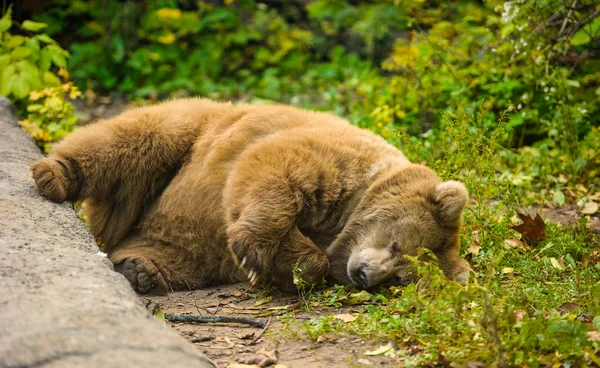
[350,264,369,289]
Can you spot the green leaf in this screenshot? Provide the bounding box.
[0,6,12,33]
[42,71,61,86]
[39,47,52,72]
[46,44,68,67]
[6,35,27,48]
[12,76,30,99]
[17,60,41,89]
[11,46,32,59]
[36,34,56,44]
[22,20,48,32]
[553,190,566,205]
[0,54,10,70]
[571,16,600,46]
[0,64,17,96]
[47,123,60,133]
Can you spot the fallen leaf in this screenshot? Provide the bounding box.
[553,190,566,204]
[356,358,372,366]
[588,331,600,341]
[557,302,580,314]
[504,238,528,252]
[469,228,481,256]
[502,267,514,274]
[512,212,546,245]
[549,257,563,269]
[346,290,373,305]
[237,349,278,368]
[251,296,272,307]
[334,313,357,322]
[364,345,392,356]
[151,304,165,321]
[514,310,525,322]
[239,332,255,340]
[581,201,599,215]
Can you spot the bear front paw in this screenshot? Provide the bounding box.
[228,240,271,286]
[30,158,70,202]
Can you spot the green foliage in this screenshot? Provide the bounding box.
[0,5,79,151]
[19,80,81,152]
[0,6,69,99]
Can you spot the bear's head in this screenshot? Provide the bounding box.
[327,165,469,288]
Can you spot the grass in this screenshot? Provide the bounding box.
[277,110,600,366]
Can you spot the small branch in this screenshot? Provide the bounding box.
[568,7,600,38]
[558,0,578,38]
[247,317,272,346]
[191,335,216,343]
[165,313,267,328]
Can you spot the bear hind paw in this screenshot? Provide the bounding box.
[114,257,168,295]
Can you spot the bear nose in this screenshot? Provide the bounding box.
[351,265,368,289]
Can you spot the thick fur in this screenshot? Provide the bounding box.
[31,98,470,294]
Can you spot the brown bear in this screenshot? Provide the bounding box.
[30,98,470,294]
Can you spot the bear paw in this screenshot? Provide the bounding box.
[229,241,270,286]
[114,258,168,295]
[30,158,70,202]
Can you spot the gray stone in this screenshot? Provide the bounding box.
[0,97,215,368]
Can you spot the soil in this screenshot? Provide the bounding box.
[144,283,391,368]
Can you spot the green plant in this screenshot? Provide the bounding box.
[0,6,70,100]
[0,5,79,151]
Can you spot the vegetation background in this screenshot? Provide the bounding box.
[1,0,600,366]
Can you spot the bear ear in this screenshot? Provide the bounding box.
[432,181,468,224]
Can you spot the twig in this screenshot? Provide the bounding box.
[247,317,272,346]
[191,335,216,343]
[567,6,600,38]
[558,0,578,38]
[165,313,267,328]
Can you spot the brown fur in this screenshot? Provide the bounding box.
[30,98,470,294]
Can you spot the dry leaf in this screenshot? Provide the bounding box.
[549,257,563,269]
[334,313,357,322]
[557,302,580,314]
[502,267,514,274]
[356,358,372,366]
[469,228,481,256]
[581,201,599,215]
[504,239,528,252]
[512,212,546,245]
[237,349,278,368]
[514,310,525,322]
[251,297,273,308]
[588,331,600,341]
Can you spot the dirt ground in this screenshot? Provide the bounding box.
[144,283,391,368]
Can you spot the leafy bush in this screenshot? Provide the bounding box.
[0,5,79,151]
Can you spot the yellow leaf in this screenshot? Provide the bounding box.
[334,313,356,322]
[364,345,391,356]
[550,257,563,269]
[156,8,182,20]
[581,201,599,215]
[502,267,513,274]
[251,296,272,307]
[157,33,176,44]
